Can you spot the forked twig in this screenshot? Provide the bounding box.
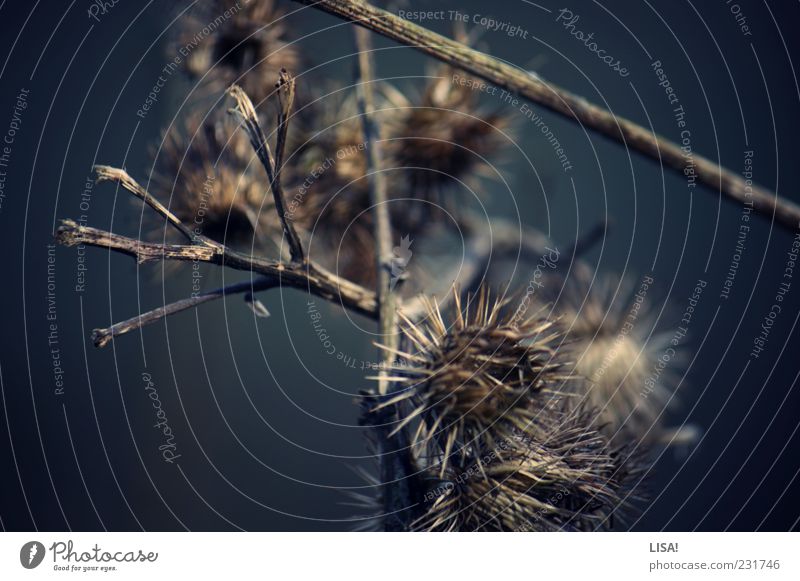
[228,84,306,263]
[55,219,376,317]
[57,138,379,347]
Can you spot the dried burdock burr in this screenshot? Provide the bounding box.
[374,288,567,476]
[178,0,300,103]
[382,63,512,214]
[412,406,627,532]
[150,109,281,249]
[556,271,676,443]
[285,86,381,285]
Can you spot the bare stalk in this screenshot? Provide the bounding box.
[90,277,279,348]
[292,0,800,232]
[95,165,211,245]
[274,68,296,175]
[228,84,306,263]
[55,220,377,336]
[354,24,397,395]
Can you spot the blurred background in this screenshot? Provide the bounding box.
[1,0,799,531]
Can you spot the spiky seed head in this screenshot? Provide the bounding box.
[376,288,567,473]
[382,66,512,209]
[287,79,502,284]
[557,273,675,441]
[178,0,300,103]
[412,406,626,531]
[151,110,280,247]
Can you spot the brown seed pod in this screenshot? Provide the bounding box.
[286,78,498,286]
[375,288,566,476]
[412,406,626,532]
[287,85,372,195]
[556,271,676,442]
[177,0,300,103]
[150,109,281,249]
[285,87,380,285]
[382,64,512,213]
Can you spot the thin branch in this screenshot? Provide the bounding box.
[55,220,377,335]
[95,165,208,245]
[292,0,800,232]
[461,214,556,264]
[358,394,424,531]
[227,84,306,263]
[354,25,397,396]
[91,277,279,348]
[274,68,296,174]
[56,220,217,264]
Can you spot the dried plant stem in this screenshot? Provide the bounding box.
[55,219,377,345]
[66,219,504,349]
[274,69,296,174]
[293,0,800,232]
[354,25,397,396]
[228,84,306,263]
[90,278,279,348]
[95,165,206,245]
[56,220,219,264]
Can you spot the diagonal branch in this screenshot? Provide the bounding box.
[565,218,611,259]
[400,216,607,321]
[95,165,209,245]
[91,277,279,348]
[292,0,800,232]
[227,84,306,263]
